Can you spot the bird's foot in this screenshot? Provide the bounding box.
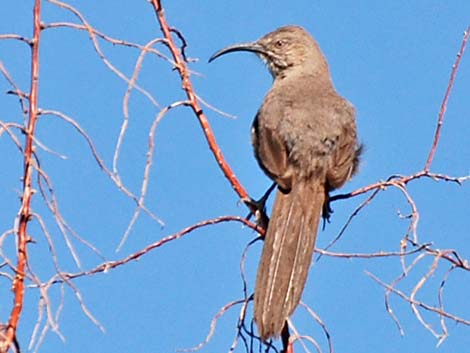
[322,196,334,230]
[242,196,269,231]
[242,183,276,231]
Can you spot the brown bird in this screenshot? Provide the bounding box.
[210,25,361,340]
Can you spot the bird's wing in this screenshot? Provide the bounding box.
[252,111,292,191]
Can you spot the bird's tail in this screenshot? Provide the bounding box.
[254,179,324,340]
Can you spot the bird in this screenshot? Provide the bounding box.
[210,25,361,341]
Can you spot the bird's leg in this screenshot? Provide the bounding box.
[321,188,333,230]
[243,182,276,232]
[280,322,292,353]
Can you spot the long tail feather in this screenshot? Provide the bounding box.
[254,180,324,340]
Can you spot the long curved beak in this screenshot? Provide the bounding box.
[209,42,268,63]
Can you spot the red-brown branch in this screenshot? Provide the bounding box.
[57,215,263,281]
[1,1,42,352]
[149,0,250,203]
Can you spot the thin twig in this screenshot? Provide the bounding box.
[424,26,470,171]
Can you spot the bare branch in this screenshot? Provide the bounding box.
[149,0,253,209]
[424,26,470,171]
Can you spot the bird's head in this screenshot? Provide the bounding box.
[209,25,328,79]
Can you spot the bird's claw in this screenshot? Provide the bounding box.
[242,183,276,231]
[322,197,334,230]
[243,196,269,230]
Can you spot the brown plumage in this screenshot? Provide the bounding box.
[210,25,361,340]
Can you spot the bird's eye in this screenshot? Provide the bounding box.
[275,40,285,47]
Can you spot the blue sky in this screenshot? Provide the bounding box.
[1,1,470,353]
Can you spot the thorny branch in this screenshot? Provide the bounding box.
[0,1,42,352]
[148,0,252,205]
[0,1,469,353]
